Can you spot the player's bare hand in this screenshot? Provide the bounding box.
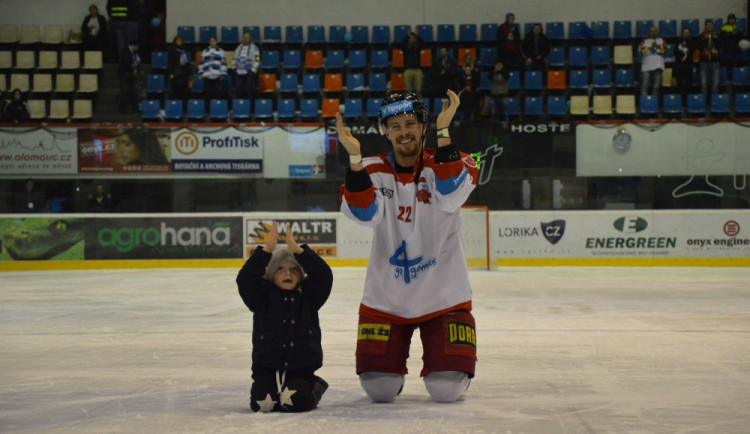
[436,89,460,129]
[335,112,361,156]
[263,221,278,253]
[285,225,303,254]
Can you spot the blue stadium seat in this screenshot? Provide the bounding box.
[263,26,282,43]
[735,93,750,115]
[569,69,589,90]
[507,96,521,116]
[437,24,455,44]
[681,19,699,36]
[146,74,165,94]
[300,98,319,119]
[662,94,682,115]
[635,20,655,39]
[329,25,346,44]
[221,26,239,45]
[591,21,610,40]
[209,99,228,119]
[372,25,390,45]
[282,49,301,70]
[658,20,677,39]
[277,98,296,120]
[254,99,273,120]
[613,21,632,40]
[191,74,203,94]
[368,72,387,93]
[261,50,279,70]
[479,72,491,92]
[639,95,659,115]
[344,98,363,119]
[591,46,610,66]
[325,50,345,70]
[346,73,365,91]
[568,46,588,68]
[393,25,411,42]
[592,69,611,88]
[479,47,497,67]
[547,96,567,116]
[199,26,217,44]
[686,93,706,116]
[242,26,260,42]
[549,46,565,68]
[141,99,160,120]
[459,24,478,43]
[568,21,590,41]
[710,93,730,115]
[508,71,520,91]
[524,96,543,116]
[302,73,321,93]
[186,99,205,119]
[177,26,195,44]
[285,25,303,45]
[545,22,564,42]
[366,97,383,118]
[348,49,367,70]
[151,52,168,70]
[664,44,676,63]
[232,99,251,120]
[370,49,389,69]
[524,70,543,90]
[164,100,183,121]
[279,73,298,93]
[307,25,325,45]
[350,25,368,45]
[480,23,498,42]
[733,66,750,87]
[416,25,433,43]
[614,68,635,88]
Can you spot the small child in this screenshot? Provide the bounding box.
[237,221,333,413]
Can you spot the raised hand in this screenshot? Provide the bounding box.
[285,224,303,254]
[262,221,278,253]
[436,89,460,129]
[335,112,361,156]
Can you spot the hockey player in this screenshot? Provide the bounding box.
[336,90,478,403]
[237,221,333,412]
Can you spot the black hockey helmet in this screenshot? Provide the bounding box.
[377,92,430,135]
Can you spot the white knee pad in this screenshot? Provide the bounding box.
[359,372,404,403]
[423,371,469,403]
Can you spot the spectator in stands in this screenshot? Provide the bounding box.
[521,24,550,73]
[458,54,480,123]
[107,0,139,62]
[234,33,261,99]
[674,28,697,103]
[496,13,522,71]
[639,26,667,96]
[402,29,424,96]
[489,61,510,127]
[198,36,228,103]
[168,35,192,101]
[720,13,743,82]
[430,47,459,97]
[135,0,153,61]
[4,89,29,124]
[12,179,45,213]
[117,40,141,114]
[81,4,108,52]
[87,184,112,212]
[113,128,169,166]
[698,20,721,98]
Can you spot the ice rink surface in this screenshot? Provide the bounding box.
[1,266,749,433]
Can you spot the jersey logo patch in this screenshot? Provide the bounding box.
[358,323,391,341]
[447,321,476,348]
[416,183,431,204]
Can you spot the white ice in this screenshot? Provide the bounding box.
[1,266,749,433]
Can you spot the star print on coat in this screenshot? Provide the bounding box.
[279,387,297,407]
[256,394,277,412]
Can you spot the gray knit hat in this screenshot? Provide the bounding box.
[264,247,304,281]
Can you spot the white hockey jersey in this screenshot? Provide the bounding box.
[340,148,479,324]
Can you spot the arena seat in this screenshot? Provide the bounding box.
[344,97,363,119]
[163,100,184,121]
[299,98,319,119]
[547,96,568,116]
[253,98,273,120]
[282,49,301,70]
[232,99,250,121]
[371,25,390,46]
[458,24,478,43]
[277,98,296,120]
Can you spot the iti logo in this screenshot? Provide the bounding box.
[540,220,566,245]
[174,131,199,155]
[723,220,740,237]
[613,216,648,233]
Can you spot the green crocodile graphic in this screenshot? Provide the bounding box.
[2,218,85,260]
